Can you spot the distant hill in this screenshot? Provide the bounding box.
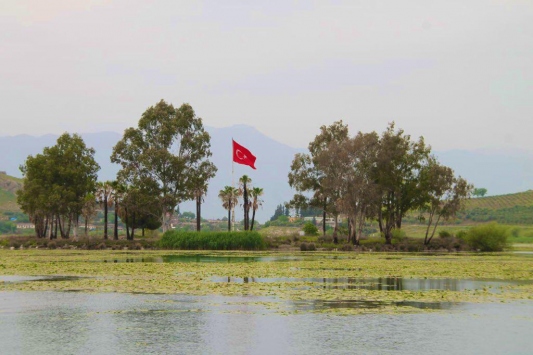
[1,126,532,222]
[466,190,533,210]
[457,190,533,225]
[0,173,22,212]
[0,126,302,222]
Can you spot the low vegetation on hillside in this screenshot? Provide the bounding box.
[0,173,22,212]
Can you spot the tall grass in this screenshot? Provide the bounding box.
[159,230,266,250]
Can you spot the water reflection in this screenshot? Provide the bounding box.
[1,291,532,354]
[292,299,454,311]
[100,254,348,263]
[211,276,528,292]
[0,275,84,283]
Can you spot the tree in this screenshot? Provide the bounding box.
[373,123,431,244]
[111,100,215,232]
[96,181,113,240]
[239,175,252,230]
[318,132,380,245]
[270,204,284,221]
[419,160,473,245]
[81,193,98,236]
[218,186,240,231]
[288,121,349,239]
[110,180,125,240]
[181,211,196,220]
[118,181,162,240]
[473,188,488,198]
[250,187,264,231]
[303,222,318,236]
[17,133,100,239]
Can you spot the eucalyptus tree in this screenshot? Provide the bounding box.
[110,180,124,240]
[81,193,98,236]
[318,131,380,245]
[288,121,349,237]
[239,175,252,230]
[17,153,51,238]
[111,100,214,232]
[419,159,472,245]
[373,123,431,244]
[218,186,240,231]
[17,133,99,239]
[96,181,114,239]
[250,187,264,231]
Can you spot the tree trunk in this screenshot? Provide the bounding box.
[113,205,118,240]
[53,216,57,239]
[196,195,201,232]
[333,214,338,244]
[48,217,53,240]
[243,184,248,231]
[250,209,256,231]
[103,196,108,240]
[349,216,357,245]
[322,209,326,236]
[227,208,231,232]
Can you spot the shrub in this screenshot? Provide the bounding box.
[465,223,510,252]
[303,222,318,236]
[300,243,307,251]
[439,230,452,238]
[391,229,406,242]
[159,231,266,250]
[455,230,468,240]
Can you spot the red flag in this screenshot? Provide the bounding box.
[233,139,256,169]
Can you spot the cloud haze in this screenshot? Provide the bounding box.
[1,0,532,152]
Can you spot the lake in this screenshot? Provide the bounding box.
[0,291,532,354]
[1,250,533,354]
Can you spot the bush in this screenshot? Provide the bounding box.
[455,230,468,240]
[439,230,452,238]
[465,223,510,252]
[159,231,266,250]
[303,222,318,236]
[391,229,406,242]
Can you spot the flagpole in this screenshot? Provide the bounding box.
[231,138,235,232]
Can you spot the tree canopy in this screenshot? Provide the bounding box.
[111,100,216,232]
[17,133,100,238]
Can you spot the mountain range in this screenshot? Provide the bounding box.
[1,125,532,223]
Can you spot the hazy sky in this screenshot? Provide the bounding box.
[1,0,532,152]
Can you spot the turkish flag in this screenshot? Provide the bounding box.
[233,140,256,169]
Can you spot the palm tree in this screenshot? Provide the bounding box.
[194,187,205,232]
[239,175,252,230]
[250,187,264,231]
[218,186,240,231]
[110,180,125,240]
[96,181,113,240]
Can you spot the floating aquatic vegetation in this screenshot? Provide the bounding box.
[1,250,532,314]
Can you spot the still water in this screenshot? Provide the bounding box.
[0,291,532,355]
[99,254,348,263]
